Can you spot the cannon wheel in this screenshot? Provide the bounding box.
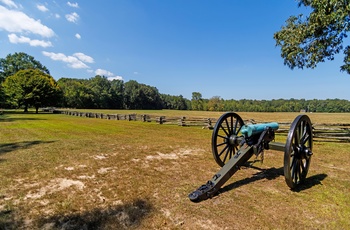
[284,115,313,189]
[212,112,244,167]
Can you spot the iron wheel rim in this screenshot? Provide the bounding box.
[212,112,244,167]
[284,115,313,189]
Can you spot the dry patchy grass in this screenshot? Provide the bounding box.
[0,111,349,229]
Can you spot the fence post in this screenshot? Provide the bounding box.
[159,116,165,124]
[178,117,186,126]
[207,118,213,129]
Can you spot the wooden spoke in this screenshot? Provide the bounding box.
[212,112,244,167]
[284,115,313,189]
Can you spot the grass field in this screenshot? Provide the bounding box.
[0,110,349,229]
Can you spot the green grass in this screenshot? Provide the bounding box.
[0,111,349,229]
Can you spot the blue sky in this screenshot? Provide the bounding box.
[0,0,349,100]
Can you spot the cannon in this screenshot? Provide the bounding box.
[188,112,313,202]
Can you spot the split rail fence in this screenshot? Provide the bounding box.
[60,110,350,142]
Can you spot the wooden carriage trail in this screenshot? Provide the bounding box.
[60,110,350,142]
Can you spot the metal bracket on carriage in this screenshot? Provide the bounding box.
[188,173,222,202]
[253,126,276,156]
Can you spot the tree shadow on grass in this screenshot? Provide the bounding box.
[0,110,53,122]
[0,117,47,122]
[36,199,153,230]
[0,140,56,156]
[1,110,49,115]
[0,209,24,230]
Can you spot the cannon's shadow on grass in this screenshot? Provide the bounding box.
[292,173,327,192]
[219,166,284,195]
[0,140,56,156]
[36,199,153,230]
[218,165,327,196]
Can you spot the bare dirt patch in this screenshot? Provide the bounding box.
[24,178,85,200]
[145,148,201,161]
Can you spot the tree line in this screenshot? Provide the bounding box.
[49,77,350,112]
[203,96,350,113]
[1,52,350,113]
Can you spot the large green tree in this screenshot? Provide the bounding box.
[0,52,50,108]
[274,0,350,73]
[207,96,224,111]
[109,78,124,109]
[57,78,94,109]
[191,92,204,111]
[3,69,62,113]
[0,52,50,82]
[58,76,125,109]
[88,75,124,109]
[160,94,189,110]
[124,80,162,109]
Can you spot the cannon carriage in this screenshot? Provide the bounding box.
[189,112,313,202]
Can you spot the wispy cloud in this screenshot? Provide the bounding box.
[37,4,48,12]
[65,12,79,23]
[8,33,52,47]
[67,2,79,8]
[73,52,94,63]
[95,69,123,80]
[42,51,91,69]
[95,69,114,77]
[0,0,18,8]
[75,33,81,39]
[0,5,54,37]
[107,76,123,81]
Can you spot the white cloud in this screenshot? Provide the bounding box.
[37,4,48,12]
[95,69,114,77]
[42,51,90,69]
[0,5,54,37]
[107,76,123,81]
[65,12,79,23]
[94,69,123,81]
[75,33,81,39]
[67,2,79,8]
[0,0,18,8]
[8,33,52,47]
[55,13,60,19]
[73,52,94,63]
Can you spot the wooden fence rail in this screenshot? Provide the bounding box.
[61,110,350,142]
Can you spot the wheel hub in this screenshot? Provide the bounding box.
[228,135,238,146]
[295,144,312,159]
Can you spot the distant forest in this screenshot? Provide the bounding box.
[57,76,350,113]
[2,53,349,113]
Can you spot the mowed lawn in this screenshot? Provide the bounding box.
[0,111,349,229]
